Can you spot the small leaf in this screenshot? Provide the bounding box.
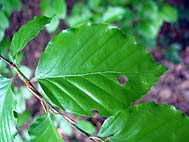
[0,11,9,30]
[28,115,63,142]
[102,6,125,23]
[138,1,157,20]
[65,3,92,27]
[16,86,32,114]
[19,65,32,79]
[98,102,189,142]
[88,0,101,11]
[161,4,178,23]
[10,16,51,60]
[137,19,160,38]
[35,24,167,116]
[17,111,31,127]
[54,115,72,136]
[52,0,67,19]
[0,37,10,55]
[77,120,96,135]
[0,75,17,142]
[40,0,52,16]
[46,17,60,33]
[165,43,181,64]
[1,0,21,15]
[108,0,126,5]
[0,30,5,42]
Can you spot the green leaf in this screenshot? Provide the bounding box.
[35,24,167,116]
[0,75,17,142]
[19,65,32,79]
[0,30,5,42]
[46,17,60,33]
[1,0,21,15]
[28,115,63,142]
[54,115,72,136]
[52,0,66,19]
[137,19,160,38]
[0,11,9,30]
[88,0,102,11]
[161,4,178,23]
[17,111,31,127]
[65,3,92,27]
[10,16,51,60]
[138,1,157,20]
[40,0,52,16]
[77,120,96,135]
[98,102,189,142]
[16,86,32,114]
[108,0,126,5]
[0,37,10,55]
[165,43,181,64]
[14,133,24,142]
[102,6,125,23]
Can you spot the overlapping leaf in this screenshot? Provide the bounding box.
[28,115,63,142]
[35,24,167,116]
[98,102,189,142]
[10,16,51,59]
[0,75,16,142]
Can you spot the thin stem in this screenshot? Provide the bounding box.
[0,55,106,142]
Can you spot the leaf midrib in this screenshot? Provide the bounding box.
[36,70,155,79]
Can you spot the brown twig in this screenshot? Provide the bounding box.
[0,55,106,142]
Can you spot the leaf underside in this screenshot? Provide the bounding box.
[98,102,189,142]
[35,24,167,116]
[0,75,16,142]
[28,115,63,142]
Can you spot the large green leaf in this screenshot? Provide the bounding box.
[35,24,167,116]
[10,16,51,59]
[0,75,17,142]
[28,115,63,142]
[98,102,189,142]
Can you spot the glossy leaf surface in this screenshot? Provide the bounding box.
[0,75,16,142]
[35,24,167,116]
[28,115,63,142]
[10,16,51,59]
[98,102,189,142]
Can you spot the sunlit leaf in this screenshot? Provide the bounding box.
[35,24,167,116]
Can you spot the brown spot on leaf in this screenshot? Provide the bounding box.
[117,75,128,86]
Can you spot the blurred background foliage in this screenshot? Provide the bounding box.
[0,0,189,141]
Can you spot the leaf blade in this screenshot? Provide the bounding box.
[98,102,189,142]
[35,24,167,116]
[28,115,63,142]
[0,75,17,142]
[10,16,51,60]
